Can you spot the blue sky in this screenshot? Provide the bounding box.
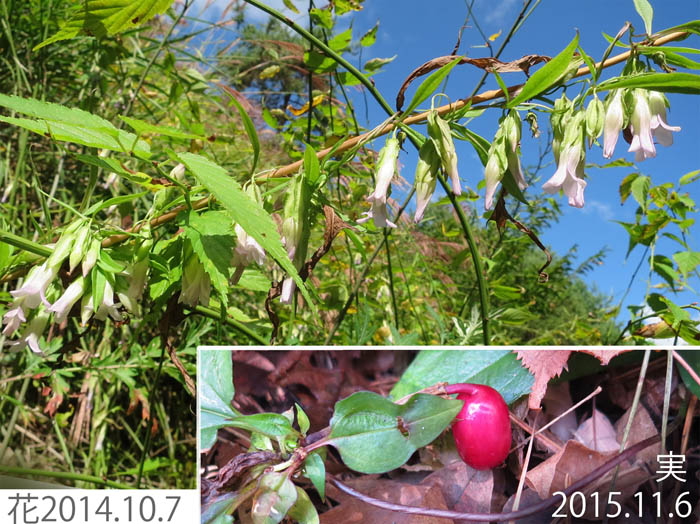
[187,0,699,325]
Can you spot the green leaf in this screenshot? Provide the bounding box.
[303,143,321,185]
[74,154,161,189]
[679,169,700,186]
[328,391,462,474]
[184,211,236,308]
[303,452,326,501]
[201,495,236,524]
[200,350,236,450]
[640,48,700,70]
[237,269,271,292]
[35,0,174,50]
[85,191,149,216]
[224,92,260,175]
[309,8,333,30]
[390,349,533,405]
[508,32,579,108]
[402,57,461,114]
[287,487,319,524]
[0,95,150,158]
[673,250,700,277]
[633,0,654,36]
[328,28,352,53]
[676,351,700,399]
[654,20,700,38]
[177,152,315,312]
[451,124,490,166]
[360,21,379,47]
[225,413,296,439]
[282,0,300,14]
[501,169,529,206]
[651,254,679,289]
[295,403,310,435]
[630,174,650,209]
[0,116,150,159]
[364,55,397,73]
[619,172,640,204]
[119,115,204,140]
[596,72,700,95]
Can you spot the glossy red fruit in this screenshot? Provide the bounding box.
[445,383,511,470]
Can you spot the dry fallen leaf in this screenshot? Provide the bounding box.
[421,459,494,518]
[526,440,648,520]
[573,409,619,452]
[516,350,630,409]
[321,477,452,524]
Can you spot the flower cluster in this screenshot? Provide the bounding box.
[484,110,527,210]
[603,89,680,162]
[2,220,151,355]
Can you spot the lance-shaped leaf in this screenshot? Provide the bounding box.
[327,391,462,474]
[0,94,150,158]
[390,349,533,405]
[177,152,316,312]
[508,33,579,108]
[595,72,700,95]
[35,0,175,50]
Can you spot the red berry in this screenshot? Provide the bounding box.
[445,383,511,470]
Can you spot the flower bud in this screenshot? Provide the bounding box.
[427,111,461,195]
[69,223,91,274]
[170,163,186,182]
[82,238,100,277]
[47,219,83,270]
[413,140,440,223]
[585,96,605,145]
[179,254,211,307]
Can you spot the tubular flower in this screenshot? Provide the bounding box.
[179,253,211,307]
[628,89,656,162]
[2,304,25,337]
[48,277,86,324]
[10,262,58,309]
[543,141,587,208]
[8,308,50,354]
[94,279,123,322]
[542,112,587,208]
[427,111,461,195]
[602,90,624,158]
[484,140,507,210]
[234,224,266,267]
[648,91,680,147]
[413,140,440,223]
[358,136,400,229]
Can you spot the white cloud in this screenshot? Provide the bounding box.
[581,200,614,221]
[484,0,519,24]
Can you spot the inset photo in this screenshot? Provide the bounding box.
[200,348,700,523]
